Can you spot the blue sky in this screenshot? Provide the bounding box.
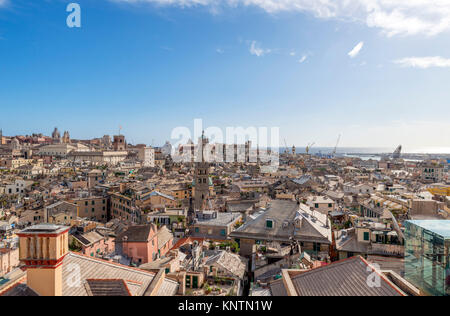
[0,0,449,152]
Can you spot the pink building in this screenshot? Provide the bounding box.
[70,231,115,258]
[157,226,174,258]
[0,248,19,277]
[116,224,174,265]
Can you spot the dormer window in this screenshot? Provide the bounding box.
[266,219,273,229]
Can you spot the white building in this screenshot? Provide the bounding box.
[5,179,33,195]
[67,151,128,166]
[343,182,376,195]
[137,146,155,167]
[420,164,445,183]
[306,196,335,215]
[38,143,90,158]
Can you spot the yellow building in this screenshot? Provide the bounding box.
[426,185,450,196]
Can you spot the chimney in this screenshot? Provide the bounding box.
[119,183,126,194]
[17,224,70,296]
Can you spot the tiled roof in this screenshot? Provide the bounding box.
[203,251,247,279]
[72,231,104,246]
[149,190,175,201]
[85,279,131,296]
[62,252,179,296]
[335,233,370,253]
[116,225,155,242]
[0,283,38,297]
[1,252,179,296]
[157,226,173,249]
[231,200,331,244]
[269,279,288,296]
[290,256,404,296]
[291,176,312,185]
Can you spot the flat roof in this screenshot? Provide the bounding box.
[407,220,450,238]
[19,224,69,234]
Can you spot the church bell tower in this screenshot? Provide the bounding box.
[193,131,210,210]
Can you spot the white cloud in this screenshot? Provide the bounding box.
[298,55,307,63]
[249,41,270,57]
[112,0,450,37]
[216,48,224,54]
[348,41,364,58]
[0,0,7,7]
[394,56,450,69]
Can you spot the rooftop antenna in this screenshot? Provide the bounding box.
[118,125,122,136]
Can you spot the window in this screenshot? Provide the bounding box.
[220,229,226,236]
[363,232,370,241]
[328,203,332,208]
[195,227,199,233]
[313,242,320,252]
[314,203,319,208]
[266,219,273,229]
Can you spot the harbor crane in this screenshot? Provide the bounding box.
[306,142,315,154]
[284,138,290,155]
[332,134,341,157]
[393,145,402,159]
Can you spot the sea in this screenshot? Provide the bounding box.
[277,147,450,161]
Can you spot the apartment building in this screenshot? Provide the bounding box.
[419,163,445,183]
[4,179,33,195]
[110,192,141,223]
[70,196,109,222]
[306,196,335,215]
[137,146,155,167]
